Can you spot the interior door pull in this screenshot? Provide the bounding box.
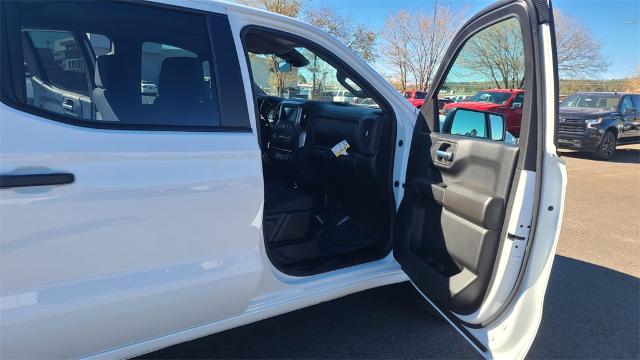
[0,173,75,189]
[436,150,453,161]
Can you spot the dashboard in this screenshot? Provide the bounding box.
[256,94,391,193]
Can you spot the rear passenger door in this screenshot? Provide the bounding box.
[619,95,639,139]
[0,2,261,359]
[394,1,566,359]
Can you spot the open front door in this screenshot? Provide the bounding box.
[394,1,566,358]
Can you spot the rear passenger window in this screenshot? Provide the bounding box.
[3,1,221,128]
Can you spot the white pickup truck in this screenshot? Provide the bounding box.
[0,0,566,359]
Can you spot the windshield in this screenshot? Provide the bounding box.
[560,94,619,110]
[248,47,378,108]
[469,91,512,104]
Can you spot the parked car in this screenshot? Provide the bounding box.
[403,90,428,108]
[557,92,640,160]
[0,1,565,359]
[437,97,453,111]
[442,89,525,136]
[333,89,357,103]
[449,94,471,103]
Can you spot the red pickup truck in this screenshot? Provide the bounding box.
[442,89,525,136]
[404,90,428,108]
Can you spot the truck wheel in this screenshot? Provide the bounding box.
[594,131,616,160]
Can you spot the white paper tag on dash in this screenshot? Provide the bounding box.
[331,140,351,157]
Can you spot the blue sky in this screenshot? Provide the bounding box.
[316,0,640,79]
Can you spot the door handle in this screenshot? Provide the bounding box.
[436,149,453,161]
[62,98,77,114]
[0,172,75,189]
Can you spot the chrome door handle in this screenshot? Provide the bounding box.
[436,150,453,161]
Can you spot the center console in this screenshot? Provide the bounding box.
[268,100,307,163]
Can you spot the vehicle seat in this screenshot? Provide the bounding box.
[93,55,128,121]
[154,57,220,126]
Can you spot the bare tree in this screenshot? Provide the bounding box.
[451,9,608,90]
[379,4,466,92]
[304,5,378,62]
[554,9,608,79]
[237,0,302,18]
[456,18,525,89]
[239,0,303,97]
[379,10,411,91]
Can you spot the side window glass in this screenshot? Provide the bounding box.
[87,33,112,58]
[619,96,633,113]
[24,30,90,97]
[513,93,524,108]
[439,18,524,142]
[140,42,198,104]
[489,113,505,140]
[248,45,379,108]
[8,1,221,128]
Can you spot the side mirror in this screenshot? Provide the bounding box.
[278,61,292,73]
[443,108,506,141]
[511,102,523,109]
[623,107,636,116]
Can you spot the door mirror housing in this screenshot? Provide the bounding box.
[443,108,506,141]
[511,102,523,109]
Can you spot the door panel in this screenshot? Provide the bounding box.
[0,111,263,358]
[396,129,519,314]
[395,1,564,358]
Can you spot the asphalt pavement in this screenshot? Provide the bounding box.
[141,144,640,359]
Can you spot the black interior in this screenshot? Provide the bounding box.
[245,31,395,276]
[394,115,519,314]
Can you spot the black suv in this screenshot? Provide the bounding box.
[558,92,640,160]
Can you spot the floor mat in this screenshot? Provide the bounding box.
[312,205,383,255]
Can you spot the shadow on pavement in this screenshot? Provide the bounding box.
[529,256,640,359]
[559,147,640,164]
[140,256,639,359]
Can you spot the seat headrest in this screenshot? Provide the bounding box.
[159,57,202,101]
[94,55,125,89]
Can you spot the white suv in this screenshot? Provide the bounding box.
[0,1,566,359]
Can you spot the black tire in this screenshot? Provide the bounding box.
[594,130,617,160]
